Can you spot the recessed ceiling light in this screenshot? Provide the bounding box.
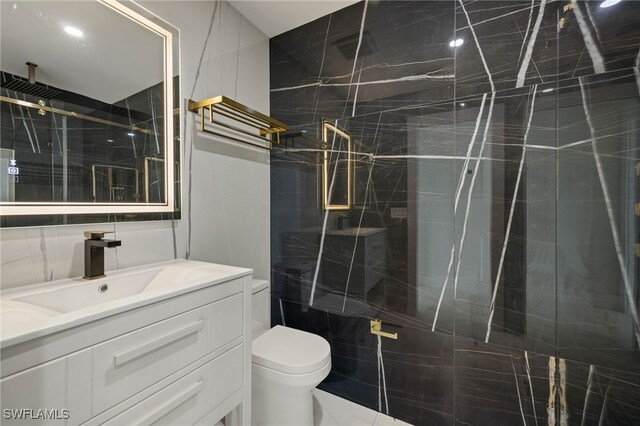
[127,132,135,137]
[600,0,621,8]
[64,26,83,37]
[107,139,114,143]
[449,38,464,48]
[542,88,554,93]
[459,102,466,107]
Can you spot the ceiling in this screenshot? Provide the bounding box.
[0,1,164,104]
[1,1,358,103]
[228,0,359,38]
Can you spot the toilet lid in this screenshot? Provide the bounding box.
[252,325,331,374]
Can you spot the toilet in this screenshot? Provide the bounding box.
[251,279,331,426]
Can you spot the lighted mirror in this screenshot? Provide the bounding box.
[322,122,351,210]
[0,0,179,223]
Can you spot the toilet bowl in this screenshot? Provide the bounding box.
[251,280,331,426]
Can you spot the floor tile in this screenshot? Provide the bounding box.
[313,389,378,426]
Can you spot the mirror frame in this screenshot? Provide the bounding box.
[0,0,177,216]
[322,121,351,211]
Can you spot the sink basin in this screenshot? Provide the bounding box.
[1,259,252,347]
[14,268,162,313]
[11,261,231,314]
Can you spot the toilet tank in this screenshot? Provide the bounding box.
[251,279,270,339]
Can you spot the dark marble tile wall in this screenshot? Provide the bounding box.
[270,1,640,424]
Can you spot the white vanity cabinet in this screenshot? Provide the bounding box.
[0,262,252,426]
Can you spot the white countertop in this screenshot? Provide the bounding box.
[0,259,252,348]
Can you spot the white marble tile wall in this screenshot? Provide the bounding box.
[0,1,270,289]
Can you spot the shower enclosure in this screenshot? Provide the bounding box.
[270,1,640,424]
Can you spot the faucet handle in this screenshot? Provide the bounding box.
[84,230,113,240]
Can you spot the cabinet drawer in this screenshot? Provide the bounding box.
[103,344,243,426]
[92,289,243,415]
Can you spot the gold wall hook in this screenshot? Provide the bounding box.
[370,319,398,340]
[563,3,573,13]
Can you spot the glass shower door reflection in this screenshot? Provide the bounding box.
[555,72,640,369]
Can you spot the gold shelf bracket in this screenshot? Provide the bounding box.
[370,319,398,340]
[187,95,287,151]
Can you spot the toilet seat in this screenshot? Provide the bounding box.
[252,325,331,375]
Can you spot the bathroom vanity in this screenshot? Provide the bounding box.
[0,260,252,425]
[322,227,387,299]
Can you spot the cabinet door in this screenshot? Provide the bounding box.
[1,358,67,426]
[1,351,92,426]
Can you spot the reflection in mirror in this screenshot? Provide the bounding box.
[322,122,351,210]
[352,142,371,209]
[0,0,178,222]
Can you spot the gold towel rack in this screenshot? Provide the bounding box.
[187,95,287,151]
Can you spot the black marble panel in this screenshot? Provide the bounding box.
[454,335,640,426]
[270,0,639,424]
[454,337,553,426]
[274,297,454,425]
[556,70,640,373]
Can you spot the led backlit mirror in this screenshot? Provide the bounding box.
[322,122,351,210]
[0,0,179,223]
